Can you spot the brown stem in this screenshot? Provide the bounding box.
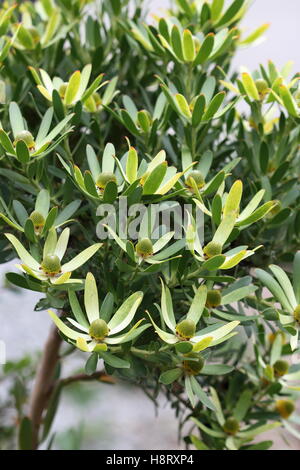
[59,371,114,387]
[29,324,62,449]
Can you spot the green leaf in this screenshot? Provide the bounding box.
[41,206,57,233]
[17,25,35,49]
[120,109,140,136]
[211,0,224,22]
[6,272,43,292]
[9,102,25,138]
[15,140,30,163]
[221,285,257,305]
[241,73,259,100]
[65,70,81,106]
[108,291,143,334]
[82,74,104,103]
[99,351,130,369]
[182,29,195,62]
[175,341,194,353]
[159,368,182,385]
[39,113,74,147]
[84,272,99,324]
[48,309,85,341]
[160,279,176,330]
[224,180,243,216]
[100,293,115,323]
[194,33,214,65]
[255,268,292,313]
[185,375,196,407]
[202,255,226,271]
[5,233,40,270]
[190,435,210,450]
[279,84,299,117]
[187,285,207,324]
[61,243,101,272]
[84,170,98,197]
[143,162,167,195]
[293,252,300,304]
[202,92,226,121]
[35,189,50,218]
[18,417,33,450]
[190,376,216,411]
[85,352,98,375]
[126,146,138,183]
[216,0,244,28]
[270,333,282,365]
[192,417,225,438]
[171,25,184,61]
[103,181,118,203]
[269,264,297,310]
[233,390,252,421]
[36,108,54,146]
[176,0,193,17]
[212,213,236,246]
[54,200,81,226]
[240,23,270,45]
[42,383,62,441]
[24,218,36,243]
[192,94,206,126]
[239,422,281,439]
[69,290,89,328]
[86,144,100,182]
[0,129,15,154]
[175,93,192,119]
[201,364,234,375]
[236,201,275,227]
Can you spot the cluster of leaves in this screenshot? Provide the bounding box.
[0,0,299,450]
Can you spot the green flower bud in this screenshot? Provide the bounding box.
[275,399,295,419]
[255,79,269,98]
[183,353,204,375]
[175,319,196,340]
[13,130,35,150]
[89,319,110,341]
[295,91,300,107]
[268,331,286,345]
[27,27,40,44]
[206,289,222,308]
[93,92,102,107]
[135,238,153,258]
[140,171,150,186]
[29,210,45,233]
[223,417,240,435]
[41,254,61,275]
[185,170,205,189]
[59,82,68,99]
[96,172,117,190]
[267,200,282,217]
[293,305,300,325]
[203,241,222,258]
[273,360,289,378]
[29,210,45,226]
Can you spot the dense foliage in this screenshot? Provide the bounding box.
[0,0,300,450]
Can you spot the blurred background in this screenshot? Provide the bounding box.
[1,0,299,450]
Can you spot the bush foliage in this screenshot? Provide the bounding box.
[0,0,300,450]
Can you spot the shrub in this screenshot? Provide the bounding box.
[0,0,299,451]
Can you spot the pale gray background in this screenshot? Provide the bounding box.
[0,0,299,450]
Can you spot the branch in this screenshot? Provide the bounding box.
[29,323,62,449]
[59,371,115,387]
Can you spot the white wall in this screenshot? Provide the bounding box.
[150,0,300,72]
